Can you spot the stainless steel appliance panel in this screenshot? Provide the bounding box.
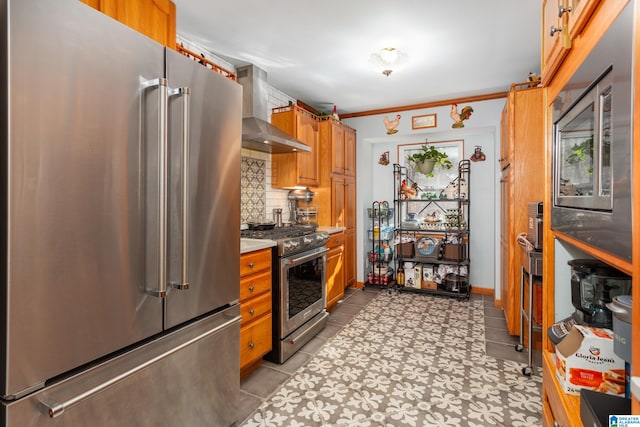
[164,49,241,328]
[1,305,241,427]
[279,247,327,337]
[550,2,632,261]
[3,0,166,398]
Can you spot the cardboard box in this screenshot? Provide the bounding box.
[555,325,625,396]
[421,264,437,289]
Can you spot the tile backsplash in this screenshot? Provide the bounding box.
[241,149,290,224]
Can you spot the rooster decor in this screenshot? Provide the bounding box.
[400,179,419,199]
[450,104,473,128]
[383,114,401,134]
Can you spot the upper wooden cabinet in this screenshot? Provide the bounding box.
[541,0,601,84]
[319,118,357,177]
[542,0,570,84]
[567,0,601,39]
[271,105,320,188]
[344,126,356,177]
[79,0,176,48]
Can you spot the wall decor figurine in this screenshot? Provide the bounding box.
[450,104,473,128]
[384,114,401,134]
[470,145,486,162]
[378,151,390,166]
[527,71,541,88]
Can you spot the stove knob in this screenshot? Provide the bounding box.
[290,240,300,250]
[303,236,313,245]
[283,241,292,251]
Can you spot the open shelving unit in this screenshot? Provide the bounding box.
[392,160,471,299]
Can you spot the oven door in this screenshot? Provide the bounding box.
[279,246,328,338]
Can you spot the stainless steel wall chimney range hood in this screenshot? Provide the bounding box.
[238,65,310,153]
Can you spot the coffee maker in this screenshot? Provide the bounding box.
[548,259,631,345]
[568,259,631,328]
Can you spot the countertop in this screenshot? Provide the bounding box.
[317,226,346,234]
[240,238,276,254]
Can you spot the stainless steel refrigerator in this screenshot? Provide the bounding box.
[0,1,242,425]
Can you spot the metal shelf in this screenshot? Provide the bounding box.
[392,160,471,299]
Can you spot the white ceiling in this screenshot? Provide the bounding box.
[173,1,542,115]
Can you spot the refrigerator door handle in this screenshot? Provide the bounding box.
[169,87,191,291]
[41,314,242,418]
[144,78,169,298]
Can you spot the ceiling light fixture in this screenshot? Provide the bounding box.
[369,47,408,77]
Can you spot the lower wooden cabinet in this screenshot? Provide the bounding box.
[239,314,272,370]
[325,231,345,311]
[239,248,272,377]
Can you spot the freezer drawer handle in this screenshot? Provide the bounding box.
[169,86,191,291]
[42,314,242,418]
[143,78,169,298]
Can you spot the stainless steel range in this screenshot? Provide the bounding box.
[241,225,330,363]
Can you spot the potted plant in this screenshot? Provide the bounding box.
[407,145,453,177]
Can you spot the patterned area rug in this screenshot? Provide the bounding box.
[241,291,542,427]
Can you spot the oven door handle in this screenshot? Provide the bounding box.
[287,247,329,265]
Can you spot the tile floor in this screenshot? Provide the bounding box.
[238,287,541,425]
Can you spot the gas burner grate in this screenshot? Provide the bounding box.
[240,225,317,240]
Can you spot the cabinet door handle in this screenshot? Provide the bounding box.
[558,5,572,17]
[248,285,255,292]
[248,262,254,269]
[550,25,563,36]
[249,309,255,315]
[248,342,255,349]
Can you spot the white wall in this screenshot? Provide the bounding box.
[344,99,506,294]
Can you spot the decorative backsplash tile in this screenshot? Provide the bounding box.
[241,157,266,222]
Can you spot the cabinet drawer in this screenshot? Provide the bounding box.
[240,249,272,277]
[326,231,345,249]
[240,269,271,302]
[240,292,271,325]
[240,314,272,368]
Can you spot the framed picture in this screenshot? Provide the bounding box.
[397,140,464,193]
[411,114,437,130]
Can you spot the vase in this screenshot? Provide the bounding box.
[416,159,436,175]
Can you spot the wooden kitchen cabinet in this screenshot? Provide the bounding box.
[325,231,345,311]
[319,118,357,177]
[500,83,544,336]
[313,117,357,288]
[327,175,357,287]
[271,105,320,188]
[239,248,272,378]
[567,0,601,39]
[541,0,602,84]
[79,0,176,48]
[542,0,570,84]
[344,127,356,177]
[540,0,634,424]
